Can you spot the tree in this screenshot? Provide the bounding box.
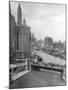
[37,56,43,62]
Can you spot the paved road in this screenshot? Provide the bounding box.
[34,50,65,66]
[10,70,66,89]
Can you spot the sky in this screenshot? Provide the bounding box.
[10,1,66,42]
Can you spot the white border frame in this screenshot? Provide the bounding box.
[0,0,68,90]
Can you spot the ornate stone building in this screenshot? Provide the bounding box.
[9,3,31,62]
[9,3,17,61]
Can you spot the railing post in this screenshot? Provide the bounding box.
[25,58,31,71]
[26,58,28,71]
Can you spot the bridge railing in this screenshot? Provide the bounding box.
[31,63,64,74]
[9,58,31,82]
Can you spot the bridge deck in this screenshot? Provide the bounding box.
[10,70,66,89]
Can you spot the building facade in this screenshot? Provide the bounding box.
[9,3,17,61]
[53,41,65,53]
[44,37,53,50]
[9,3,31,62]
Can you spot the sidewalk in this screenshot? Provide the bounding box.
[12,70,31,81]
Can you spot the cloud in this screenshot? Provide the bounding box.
[10,2,65,42]
[53,14,65,22]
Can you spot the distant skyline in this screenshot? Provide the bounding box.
[10,1,66,42]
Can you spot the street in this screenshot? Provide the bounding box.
[33,50,65,66]
[10,70,66,89]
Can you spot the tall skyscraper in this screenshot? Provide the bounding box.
[9,2,17,62]
[16,4,31,59]
[9,3,31,60]
[17,4,22,26]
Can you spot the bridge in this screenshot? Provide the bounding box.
[10,70,65,89]
[31,64,63,73]
[10,50,66,89]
